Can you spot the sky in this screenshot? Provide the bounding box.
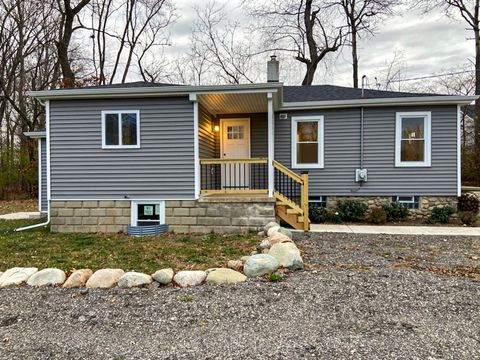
[147,1,475,88]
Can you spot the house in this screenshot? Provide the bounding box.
[25,56,477,233]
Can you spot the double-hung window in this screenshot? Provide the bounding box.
[291,116,324,168]
[395,112,431,167]
[102,110,140,149]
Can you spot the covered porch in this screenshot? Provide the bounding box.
[190,89,310,230]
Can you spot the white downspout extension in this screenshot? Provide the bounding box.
[267,92,274,197]
[15,100,51,231]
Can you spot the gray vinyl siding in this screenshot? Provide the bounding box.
[49,97,195,199]
[250,113,268,158]
[198,104,216,159]
[40,138,48,212]
[275,105,458,196]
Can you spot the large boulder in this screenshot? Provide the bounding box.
[63,269,93,288]
[173,270,206,287]
[264,221,279,233]
[243,254,279,278]
[152,268,174,285]
[268,242,304,270]
[117,272,152,288]
[86,269,125,289]
[227,260,243,272]
[27,268,66,287]
[0,267,38,287]
[266,232,292,248]
[267,226,281,237]
[205,268,247,285]
[277,227,293,239]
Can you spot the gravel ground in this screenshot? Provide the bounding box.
[0,233,479,360]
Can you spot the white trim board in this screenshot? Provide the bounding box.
[395,111,431,168]
[291,115,324,169]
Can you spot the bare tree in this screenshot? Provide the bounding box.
[247,0,345,85]
[414,0,480,183]
[191,1,260,84]
[56,0,92,87]
[329,0,396,88]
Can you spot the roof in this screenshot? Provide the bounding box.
[27,81,477,108]
[283,85,442,102]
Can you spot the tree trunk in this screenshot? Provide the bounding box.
[474,26,480,185]
[302,61,318,86]
[351,27,358,88]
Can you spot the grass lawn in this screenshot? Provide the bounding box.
[0,219,259,274]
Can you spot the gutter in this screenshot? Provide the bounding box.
[26,83,282,100]
[280,95,479,110]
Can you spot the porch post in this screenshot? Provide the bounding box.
[267,92,274,197]
[190,93,200,199]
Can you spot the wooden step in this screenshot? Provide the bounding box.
[275,205,304,230]
[286,208,302,215]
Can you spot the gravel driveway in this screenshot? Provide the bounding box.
[0,233,479,360]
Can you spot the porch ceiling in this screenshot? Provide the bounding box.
[198,92,268,115]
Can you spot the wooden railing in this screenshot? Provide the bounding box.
[273,160,309,230]
[200,158,268,195]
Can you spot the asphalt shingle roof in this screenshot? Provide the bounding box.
[283,85,442,102]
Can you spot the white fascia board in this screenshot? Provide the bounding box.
[280,95,479,110]
[27,83,282,100]
[24,131,46,138]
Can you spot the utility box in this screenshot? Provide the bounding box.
[355,169,368,182]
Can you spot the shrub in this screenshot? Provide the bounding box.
[368,207,387,224]
[336,200,368,222]
[429,206,455,224]
[309,203,328,223]
[457,193,480,213]
[458,211,478,226]
[382,202,409,222]
[268,272,283,282]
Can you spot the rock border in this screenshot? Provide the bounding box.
[0,222,303,289]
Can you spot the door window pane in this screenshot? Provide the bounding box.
[121,113,137,145]
[226,125,244,140]
[105,114,119,145]
[297,143,318,164]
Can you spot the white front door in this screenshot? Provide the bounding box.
[221,118,250,190]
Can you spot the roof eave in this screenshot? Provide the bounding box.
[280,95,479,110]
[27,83,283,100]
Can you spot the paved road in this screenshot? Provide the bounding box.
[0,233,478,359]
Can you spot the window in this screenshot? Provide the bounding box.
[395,112,431,167]
[309,196,327,208]
[292,116,324,168]
[227,125,244,139]
[102,110,140,149]
[392,196,419,209]
[131,201,165,226]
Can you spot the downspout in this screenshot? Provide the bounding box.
[15,99,51,231]
[360,107,364,169]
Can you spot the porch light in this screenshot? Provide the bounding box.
[212,122,220,132]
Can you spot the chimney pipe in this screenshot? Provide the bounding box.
[267,55,279,82]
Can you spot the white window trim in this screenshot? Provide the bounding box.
[291,115,324,169]
[130,200,165,227]
[395,111,431,167]
[101,110,141,149]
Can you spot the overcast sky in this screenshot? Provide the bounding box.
[165,1,474,88]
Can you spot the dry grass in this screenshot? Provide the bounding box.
[0,199,38,215]
[0,219,258,273]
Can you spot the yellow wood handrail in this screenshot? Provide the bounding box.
[273,160,303,184]
[200,157,268,165]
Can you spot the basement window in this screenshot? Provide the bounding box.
[395,112,431,167]
[102,110,140,149]
[309,196,327,208]
[392,196,419,209]
[130,201,165,226]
